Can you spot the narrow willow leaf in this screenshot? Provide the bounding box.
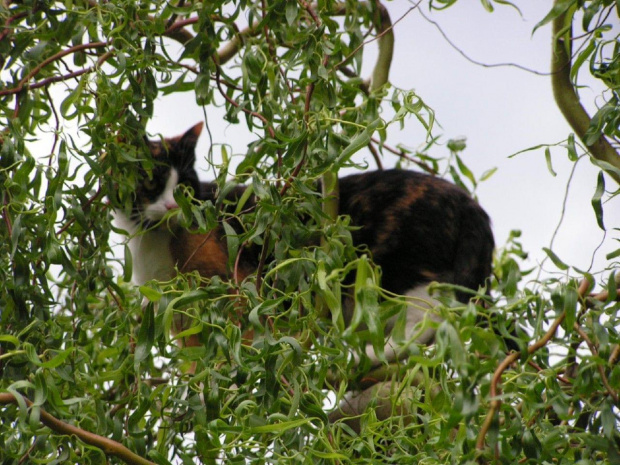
[570,39,596,82]
[0,335,20,346]
[533,0,577,33]
[146,450,173,465]
[601,401,615,439]
[543,247,569,271]
[123,243,132,282]
[607,248,620,260]
[139,285,161,302]
[173,323,203,340]
[563,286,577,333]
[545,147,557,177]
[480,0,493,12]
[566,133,578,161]
[607,271,617,302]
[479,167,497,182]
[234,183,254,215]
[343,257,370,336]
[591,171,605,230]
[335,119,381,164]
[223,221,239,270]
[39,348,73,369]
[135,304,154,364]
[248,418,313,433]
[509,143,551,158]
[455,154,476,186]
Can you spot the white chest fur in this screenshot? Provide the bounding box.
[113,168,180,285]
[113,212,176,286]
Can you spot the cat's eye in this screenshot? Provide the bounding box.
[143,179,157,191]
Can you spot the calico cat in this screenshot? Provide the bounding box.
[113,123,495,364]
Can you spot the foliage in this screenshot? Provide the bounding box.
[0,1,619,464]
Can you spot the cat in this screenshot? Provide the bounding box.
[113,123,495,366]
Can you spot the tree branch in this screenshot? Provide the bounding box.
[368,1,394,92]
[551,2,620,185]
[0,392,156,465]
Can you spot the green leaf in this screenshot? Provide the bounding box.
[135,304,155,364]
[480,0,493,12]
[563,286,577,333]
[544,147,557,177]
[607,248,620,260]
[335,119,381,164]
[479,167,497,182]
[248,417,313,433]
[39,348,73,369]
[601,400,616,439]
[455,154,476,186]
[533,0,577,33]
[0,335,20,346]
[285,2,298,26]
[591,171,605,230]
[570,39,596,82]
[566,133,578,161]
[123,243,133,282]
[139,285,162,302]
[222,221,240,271]
[522,428,542,459]
[543,247,569,271]
[607,271,617,303]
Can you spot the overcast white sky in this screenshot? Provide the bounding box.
[143,2,619,285]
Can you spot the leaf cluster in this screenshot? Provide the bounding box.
[1,1,619,464]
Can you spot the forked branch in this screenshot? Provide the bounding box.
[551,2,620,185]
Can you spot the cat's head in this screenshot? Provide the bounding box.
[115,122,203,230]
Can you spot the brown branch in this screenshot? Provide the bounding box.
[367,140,384,170]
[551,2,620,185]
[476,277,591,452]
[0,392,156,465]
[215,23,261,66]
[329,1,403,91]
[213,65,275,139]
[0,11,28,43]
[368,1,395,91]
[0,42,109,97]
[609,344,620,366]
[164,17,198,36]
[369,136,438,174]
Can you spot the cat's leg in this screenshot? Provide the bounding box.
[365,283,442,365]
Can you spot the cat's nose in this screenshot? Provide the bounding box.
[164,201,178,210]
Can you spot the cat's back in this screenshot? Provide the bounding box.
[338,169,494,295]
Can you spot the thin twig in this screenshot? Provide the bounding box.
[551,1,620,185]
[213,64,275,139]
[367,140,384,170]
[369,136,437,174]
[417,8,549,76]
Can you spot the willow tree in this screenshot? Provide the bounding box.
[1,1,619,464]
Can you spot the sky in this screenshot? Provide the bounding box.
[142,2,619,287]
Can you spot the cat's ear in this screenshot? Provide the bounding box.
[177,122,203,151]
